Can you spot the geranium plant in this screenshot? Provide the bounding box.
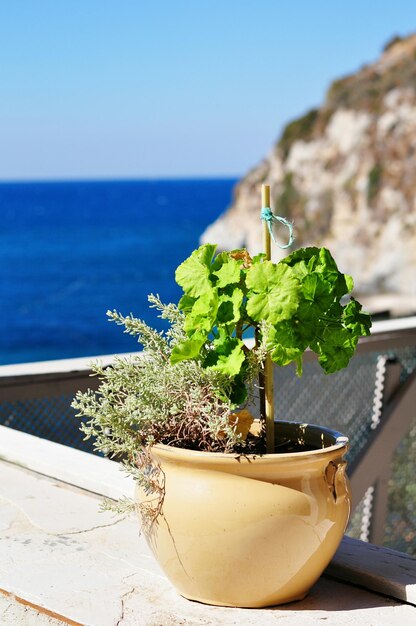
[172,243,371,395]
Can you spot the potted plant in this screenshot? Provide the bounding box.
[73,185,371,608]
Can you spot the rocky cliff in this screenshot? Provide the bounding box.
[201,35,416,312]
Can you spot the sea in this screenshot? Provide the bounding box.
[0,178,237,365]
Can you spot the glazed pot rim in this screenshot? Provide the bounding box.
[152,420,349,462]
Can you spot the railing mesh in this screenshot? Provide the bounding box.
[0,394,96,454]
[274,352,378,464]
[276,346,416,459]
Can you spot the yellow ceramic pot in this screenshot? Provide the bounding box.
[137,421,351,608]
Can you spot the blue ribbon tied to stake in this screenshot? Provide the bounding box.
[260,207,294,249]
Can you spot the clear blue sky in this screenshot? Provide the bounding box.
[1,1,415,180]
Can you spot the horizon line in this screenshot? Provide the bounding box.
[0,173,242,185]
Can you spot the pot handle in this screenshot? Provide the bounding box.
[325,460,349,503]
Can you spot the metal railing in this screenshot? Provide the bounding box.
[1,318,415,554]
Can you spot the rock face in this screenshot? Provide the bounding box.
[201,35,416,305]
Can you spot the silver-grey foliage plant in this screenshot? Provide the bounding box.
[72,295,267,512]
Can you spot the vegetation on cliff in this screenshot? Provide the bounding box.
[276,34,416,161]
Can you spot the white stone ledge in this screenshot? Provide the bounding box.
[0,458,415,626]
[0,351,141,377]
[0,425,134,501]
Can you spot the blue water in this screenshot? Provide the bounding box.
[0,178,237,365]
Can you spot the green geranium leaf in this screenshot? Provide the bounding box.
[333,272,353,299]
[213,257,242,288]
[343,298,372,336]
[229,376,248,406]
[184,289,218,336]
[282,246,354,299]
[178,294,196,312]
[289,259,309,280]
[204,333,246,377]
[294,302,323,343]
[315,248,352,298]
[217,287,243,325]
[252,253,266,264]
[316,329,358,374]
[317,247,339,275]
[302,274,334,311]
[175,243,217,297]
[267,323,307,367]
[170,332,207,364]
[345,274,354,293]
[325,301,344,319]
[281,247,321,271]
[211,250,232,272]
[246,261,300,324]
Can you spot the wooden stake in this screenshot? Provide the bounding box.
[261,184,275,454]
